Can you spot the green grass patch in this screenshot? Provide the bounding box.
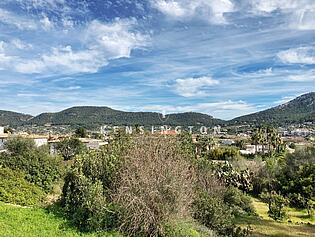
[0,202,122,237]
[236,198,315,237]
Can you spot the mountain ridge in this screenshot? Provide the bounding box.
[231,92,315,125]
[0,92,314,127]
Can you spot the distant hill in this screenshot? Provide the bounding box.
[231,92,315,125]
[2,92,314,128]
[27,106,223,128]
[0,110,33,126]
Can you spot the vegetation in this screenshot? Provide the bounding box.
[0,138,63,192]
[113,137,195,236]
[56,138,86,160]
[74,127,87,138]
[0,110,32,126]
[231,92,315,125]
[0,168,44,206]
[0,126,314,237]
[26,106,223,128]
[0,202,122,237]
[236,198,315,237]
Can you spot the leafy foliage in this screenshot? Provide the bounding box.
[61,134,129,232]
[206,147,240,161]
[74,127,87,138]
[0,167,44,206]
[56,138,86,160]
[277,146,315,215]
[0,137,63,192]
[260,191,288,221]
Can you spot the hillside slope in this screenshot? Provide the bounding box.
[0,110,33,126]
[231,92,315,125]
[28,106,223,127]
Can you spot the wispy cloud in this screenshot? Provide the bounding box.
[173,76,219,97]
[0,8,37,30]
[278,47,315,64]
[249,0,315,30]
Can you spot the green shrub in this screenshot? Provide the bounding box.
[164,222,216,237]
[223,187,255,216]
[261,191,288,221]
[62,170,119,231]
[193,192,233,236]
[61,136,128,232]
[206,147,240,161]
[0,167,44,206]
[0,138,63,192]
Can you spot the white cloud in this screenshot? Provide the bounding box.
[277,47,315,64]
[40,15,54,31]
[11,39,33,50]
[15,45,106,74]
[0,41,4,52]
[152,0,234,24]
[0,8,37,30]
[250,0,315,30]
[85,20,148,60]
[143,100,255,120]
[14,19,148,74]
[288,72,315,82]
[174,76,219,97]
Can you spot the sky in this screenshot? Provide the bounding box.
[1,0,315,120]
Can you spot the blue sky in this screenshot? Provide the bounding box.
[1,0,315,120]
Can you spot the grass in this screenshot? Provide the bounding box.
[1,197,315,237]
[236,198,315,237]
[0,202,122,237]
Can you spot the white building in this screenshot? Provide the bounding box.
[240,144,266,155]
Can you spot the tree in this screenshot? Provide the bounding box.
[278,147,315,216]
[261,191,288,221]
[74,127,87,138]
[56,138,86,161]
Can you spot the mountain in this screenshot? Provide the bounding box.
[27,106,224,128]
[0,110,33,126]
[231,92,315,125]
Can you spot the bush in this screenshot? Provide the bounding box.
[0,138,63,192]
[62,169,119,231]
[206,147,240,161]
[164,222,216,237]
[62,134,129,231]
[193,192,250,237]
[261,191,288,221]
[0,167,44,206]
[223,187,255,216]
[113,136,195,236]
[193,192,233,235]
[193,160,252,237]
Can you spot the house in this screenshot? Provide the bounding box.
[26,135,48,147]
[0,127,8,152]
[240,144,266,155]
